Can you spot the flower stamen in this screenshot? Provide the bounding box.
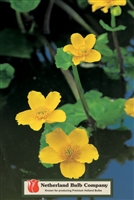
[35,107,50,119]
[78,45,89,56]
[60,144,81,161]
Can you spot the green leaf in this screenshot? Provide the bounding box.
[96,99,126,129]
[114,48,128,56]
[128,10,134,18]
[50,122,76,135]
[103,66,120,80]
[55,48,73,70]
[39,125,53,168]
[127,56,134,65]
[99,20,126,31]
[61,103,87,126]
[96,33,109,44]
[95,34,114,57]
[124,67,134,79]
[9,0,41,12]
[95,44,114,57]
[85,92,126,128]
[76,0,89,9]
[0,63,15,88]
[0,28,34,58]
[60,90,126,129]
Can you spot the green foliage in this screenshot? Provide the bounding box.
[99,20,126,31]
[0,29,34,58]
[55,48,73,70]
[9,0,41,12]
[99,45,134,80]
[128,10,134,18]
[76,0,89,9]
[39,124,54,168]
[103,66,120,80]
[60,90,126,129]
[124,67,134,79]
[0,63,15,88]
[96,33,109,44]
[95,33,114,57]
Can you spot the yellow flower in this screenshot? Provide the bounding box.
[124,98,134,117]
[63,33,101,65]
[88,0,126,13]
[39,128,99,179]
[15,91,66,131]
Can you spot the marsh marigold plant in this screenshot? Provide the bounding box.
[15,91,66,131]
[88,0,126,13]
[124,98,134,117]
[39,128,99,179]
[63,33,101,65]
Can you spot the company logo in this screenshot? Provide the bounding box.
[27,179,40,193]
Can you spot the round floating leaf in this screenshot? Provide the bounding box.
[0,63,15,88]
[9,0,41,12]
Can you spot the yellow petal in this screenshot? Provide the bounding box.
[28,91,46,110]
[29,119,44,131]
[84,49,101,62]
[112,0,126,6]
[69,128,88,147]
[63,45,79,56]
[72,55,85,65]
[15,110,44,131]
[60,161,85,179]
[46,128,70,152]
[101,6,110,13]
[46,110,66,123]
[84,34,96,50]
[15,109,44,131]
[92,3,105,12]
[75,144,99,163]
[15,110,34,125]
[124,98,134,117]
[45,91,61,111]
[39,146,64,164]
[71,33,85,49]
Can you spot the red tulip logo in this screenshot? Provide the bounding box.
[27,179,40,193]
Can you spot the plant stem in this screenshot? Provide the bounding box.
[43,0,55,34]
[111,11,124,74]
[36,33,79,100]
[15,11,26,33]
[128,0,134,10]
[72,65,95,127]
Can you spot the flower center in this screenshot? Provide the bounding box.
[78,45,89,56]
[60,144,81,161]
[35,107,50,119]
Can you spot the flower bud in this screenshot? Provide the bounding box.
[111,6,122,16]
